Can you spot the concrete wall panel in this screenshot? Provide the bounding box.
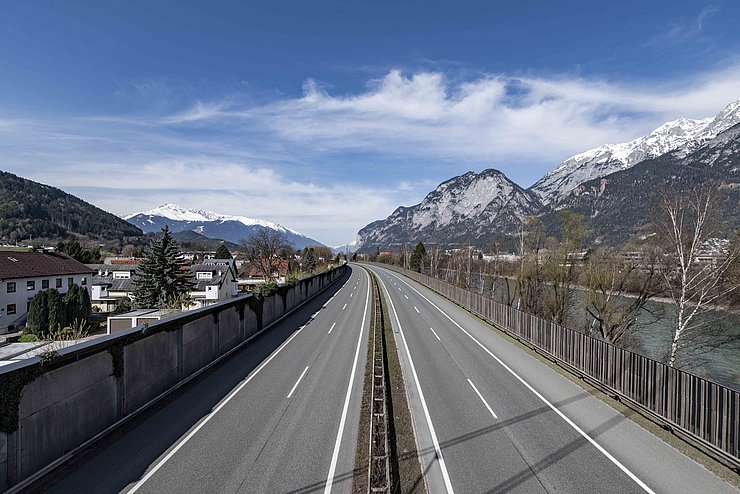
[218,308,240,355]
[123,331,179,414]
[182,318,216,378]
[18,352,117,478]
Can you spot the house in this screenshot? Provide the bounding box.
[88,262,139,312]
[188,258,239,308]
[238,259,296,291]
[0,251,95,334]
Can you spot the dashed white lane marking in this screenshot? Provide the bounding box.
[287,366,310,399]
[404,294,409,300]
[468,379,498,419]
[342,303,347,310]
[414,306,420,313]
[328,322,336,334]
[350,293,353,298]
[429,327,441,341]
[126,316,309,493]
[386,270,655,494]
[375,275,455,494]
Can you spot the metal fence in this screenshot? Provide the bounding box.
[367,263,740,466]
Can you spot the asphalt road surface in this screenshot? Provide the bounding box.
[366,264,737,494]
[46,265,371,494]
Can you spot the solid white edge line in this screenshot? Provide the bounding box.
[375,275,455,494]
[467,379,498,419]
[388,270,656,494]
[287,366,310,399]
[429,327,441,341]
[323,269,371,493]
[328,322,337,334]
[126,321,309,493]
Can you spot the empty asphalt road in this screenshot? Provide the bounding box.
[46,265,371,494]
[366,264,737,494]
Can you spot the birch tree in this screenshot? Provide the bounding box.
[659,187,740,367]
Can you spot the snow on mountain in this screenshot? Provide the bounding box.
[124,203,324,249]
[357,169,541,250]
[124,203,301,234]
[530,99,740,205]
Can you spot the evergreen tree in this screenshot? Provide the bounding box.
[26,290,49,335]
[64,284,91,326]
[410,242,426,272]
[214,244,232,259]
[132,226,193,308]
[47,289,65,332]
[302,248,316,272]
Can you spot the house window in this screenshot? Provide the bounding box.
[56,278,62,288]
[7,282,15,293]
[27,280,35,291]
[7,304,16,315]
[81,277,87,286]
[68,277,73,288]
[196,272,213,280]
[113,271,131,279]
[42,279,49,289]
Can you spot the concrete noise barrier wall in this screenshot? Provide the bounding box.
[0,265,346,491]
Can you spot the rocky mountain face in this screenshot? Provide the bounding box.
[357,100,740,251]
[530,99,740,205]
[357,169,541,251]
[125,204,324,249]
[547,122,740,245]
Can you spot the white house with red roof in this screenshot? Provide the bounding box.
[0,251,95,334]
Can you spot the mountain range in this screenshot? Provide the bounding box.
[357,99,740,251]
[124,203,325,249]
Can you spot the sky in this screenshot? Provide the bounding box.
[1,1,739,246]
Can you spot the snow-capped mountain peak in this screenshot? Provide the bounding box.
[124,204,324,249]
[530,99,740,204]
[125,203,300,235]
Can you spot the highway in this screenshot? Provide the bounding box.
[46,265,371,494]
[365,264,737,494]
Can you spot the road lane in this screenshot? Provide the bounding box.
[369,265,737,494]
[47,265,371,494]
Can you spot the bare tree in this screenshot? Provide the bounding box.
[541,211,587,326]
[658,187,740,367]
[515,216,546,316]
[240,230,291,283]
[583,246,663,346]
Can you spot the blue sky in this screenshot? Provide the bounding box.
[1,1,739,245]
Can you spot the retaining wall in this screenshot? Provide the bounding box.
[0,266,346,491]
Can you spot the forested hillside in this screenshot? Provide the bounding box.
[0,170,143,242]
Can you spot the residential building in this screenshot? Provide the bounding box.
[0,252,95,334]
[188,258,239,308]
[88,262,139,312]
[237,259,297,291]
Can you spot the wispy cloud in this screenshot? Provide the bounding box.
[648,4,720,46]
[3,64,740,244]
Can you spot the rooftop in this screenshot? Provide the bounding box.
[0,252,95,280]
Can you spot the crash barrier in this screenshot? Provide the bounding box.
[0,265,347,491]
[365,262,739,468]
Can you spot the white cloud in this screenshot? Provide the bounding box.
[3,64,740,244]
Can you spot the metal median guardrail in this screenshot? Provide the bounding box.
[364,262,740,469]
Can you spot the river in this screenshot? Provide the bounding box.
[440,270,740,391]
